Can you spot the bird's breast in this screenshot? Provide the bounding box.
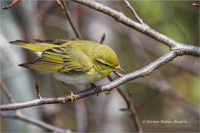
[53,67,106,85]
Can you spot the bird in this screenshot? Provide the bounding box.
[10,40,123,89]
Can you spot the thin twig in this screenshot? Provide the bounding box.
[109,65,142,132]
[192,3,200,7]
[35,82,42,99]
[2,0,21,9]
[107,74,143,133]
[123,0,143,24]
[57,0,82,39]
[100,33,106,44]
[117,89,143,133]
[0,79,15,103]
[57,0,65,10]
[113,70,124,77]
[1,112,71,133]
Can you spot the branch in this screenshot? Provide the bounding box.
[1,50,180,111]
[71,0,200,56]
[1,79,71,132]
[57,0,82,38]
[1,112,71,133]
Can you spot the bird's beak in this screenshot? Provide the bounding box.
[116,67,125,73]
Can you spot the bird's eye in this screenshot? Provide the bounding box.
[104,64,110,67]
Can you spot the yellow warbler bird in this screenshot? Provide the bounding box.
[10,40,122,85]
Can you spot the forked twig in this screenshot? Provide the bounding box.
[107,74,143,133]
[1,79,71,132]
[1,112,71,133]
[123,0,143,24]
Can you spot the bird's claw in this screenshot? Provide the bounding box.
[90,83,100,96]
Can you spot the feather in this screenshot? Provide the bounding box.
[18,43,93,74]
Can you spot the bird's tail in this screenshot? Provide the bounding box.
[10,40,57,52]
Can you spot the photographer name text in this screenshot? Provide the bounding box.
[142,119,188,124]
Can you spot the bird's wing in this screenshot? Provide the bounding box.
[19,45,93,74]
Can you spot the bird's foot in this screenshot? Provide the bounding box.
[90,83,100,96]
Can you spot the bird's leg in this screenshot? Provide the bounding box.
[61,82,76,103]
[90,83,101,96]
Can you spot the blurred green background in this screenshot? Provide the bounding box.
[1,0,199,132]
